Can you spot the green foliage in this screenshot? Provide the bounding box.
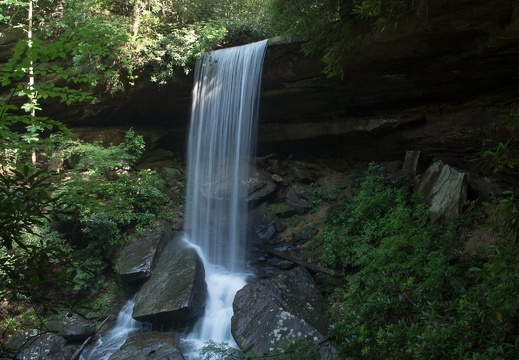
[478,111,519,173]
[0,225,74,334]
[62,128,145,173]
[268,0,414,77]
[0,165,59,250]
[0,165,74,320]
[321,163,519,358]
[84,279,127,319]
[2,0,275,94]
[55,130,167,259]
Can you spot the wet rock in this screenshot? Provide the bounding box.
[286,185,313,213]
[288,161,319,183]
[254,221,277,243]
[417,161,467,224]
[117,221,169,283]
[109,332,184,360]
[232,267,328,354]
[133,232,206,325]
[6,330,75,360]
[253,210,283,243]
[45,311,96,342]
[245,171,277,203]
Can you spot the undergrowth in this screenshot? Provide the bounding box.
[321,163,519,359]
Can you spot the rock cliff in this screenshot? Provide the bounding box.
[2,0,518,169]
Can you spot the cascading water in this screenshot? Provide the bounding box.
[80,299,148,360]
[182,39,268,355]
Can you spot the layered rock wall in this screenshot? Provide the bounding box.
[1,0,518,168]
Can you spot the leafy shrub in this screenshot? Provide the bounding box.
[0,165,58,250]
[46,130,168,293]
[55,130,167,253]
[0,225,74,340]
[321,163,519,359]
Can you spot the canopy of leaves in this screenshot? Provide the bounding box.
[1,0,275,92]
[269,0,414,77]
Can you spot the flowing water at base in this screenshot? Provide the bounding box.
[181,261,247,359]
[80,299,148,360]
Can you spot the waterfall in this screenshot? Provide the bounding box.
[182,39,268,355]
[185,39,268,273]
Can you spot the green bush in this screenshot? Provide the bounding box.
[321,163,519,359]
[50,130,167,290]
[55,130,166,250]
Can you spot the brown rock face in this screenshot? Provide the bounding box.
[2,0,518,168]
[258,0,519,166]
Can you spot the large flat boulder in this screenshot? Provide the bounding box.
[231,267,328,354]
[6,330,75,360]
[132,232,206,325]
[116,221,170,283]
[45,311,96,342]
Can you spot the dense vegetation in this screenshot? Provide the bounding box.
[320,163,519,358]
[0,129,169,350]
[269,0,415,77]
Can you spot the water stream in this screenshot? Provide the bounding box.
[80,299,148,360]
[182,39,268,356]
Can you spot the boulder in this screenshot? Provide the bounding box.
[132,232,206,325]
[45,311,96,342]
[417,161,467,224]
[231,267,328,354]
[286,185,313,214]
[287,161,319,183]
[245,171,277,203]
[403,150,424,177]
[109,332,184,360]
[117,221,170,283]
[6,330,75,360]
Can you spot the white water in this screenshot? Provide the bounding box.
[182,39,268,355]
[80,299,148,360]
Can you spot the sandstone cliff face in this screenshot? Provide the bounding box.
[1,0,518,169]
[259,0,519,167]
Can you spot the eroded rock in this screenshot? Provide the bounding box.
[132,232,206,325]
[286,185,313,213]
[231,267,328,354]
[245,171,277,203]
[417,161,467,224]
[6,330,75,360]
[117,221,169,283]
[45,311,96,342]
